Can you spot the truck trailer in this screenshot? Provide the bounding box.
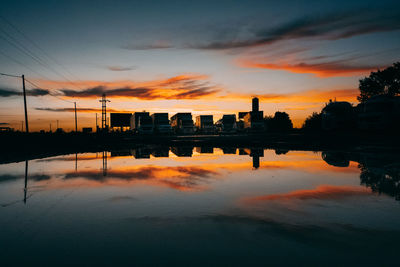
[151,113,172,134]
[170,113,194,134]
[215,114,237,133]
[195,115,214,134]
[130,112,153,134]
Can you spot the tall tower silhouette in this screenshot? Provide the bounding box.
[252,97,259,112]
[99,94,110,129]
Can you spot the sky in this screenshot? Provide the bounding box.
[0,0,399,130]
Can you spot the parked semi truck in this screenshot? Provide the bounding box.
[170,113,194,134]
[130,112,153,134]
[195,115,214,134]
[215,114,237,133]
[151,113,172,134]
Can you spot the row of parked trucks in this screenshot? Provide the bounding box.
[111,112,262,134]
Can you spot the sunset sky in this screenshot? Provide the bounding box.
[0,0,399,130]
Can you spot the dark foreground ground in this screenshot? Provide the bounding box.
[1,131,399,164]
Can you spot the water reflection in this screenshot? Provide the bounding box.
[1,146,400,265]
[322,150,400,200]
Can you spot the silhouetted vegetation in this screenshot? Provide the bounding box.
[302,112,322,131]
[358,62,400,102]
[264,111,293,132]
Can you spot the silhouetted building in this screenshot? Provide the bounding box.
[252,97,259,112]
[195,115,214,134]
[321,101,355,131]
[171,113,194,134]
[357,95,400,131]
[82,127,92,133]
[111,113,132,130]
[151,113,171,134]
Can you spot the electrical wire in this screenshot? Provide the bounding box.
[25,78,75,104]
[0,71,20,78]
[0,21,83,90]
[0,14,84,84]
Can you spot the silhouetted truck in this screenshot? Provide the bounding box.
[171,113,194,134]
[244,111,264,131]
[216,114,237,133]
[130,112,153,134]
[151,113,171,134]
[195,115,214,134]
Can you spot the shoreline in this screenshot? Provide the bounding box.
[1,131,399,164]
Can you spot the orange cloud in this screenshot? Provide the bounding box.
[237,59,380,78]
[242,185,372,204]
[30,74,220,100]
[58,165,220,191]
[225,88,359,104]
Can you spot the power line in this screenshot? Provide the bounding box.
[0,71,20,78]
[24,78,75,104]
[0,14,84,84]
[0,22,83,90]
[0,49,52,80]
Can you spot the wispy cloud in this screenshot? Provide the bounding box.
[0,88,50,97]
[242,185,372,203]
[106,65,136,71]
[237,59,381,77]
[53,74,220,100]
[191,10,400,50]
[123,40,173,50]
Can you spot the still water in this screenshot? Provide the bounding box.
[0,146,399,266]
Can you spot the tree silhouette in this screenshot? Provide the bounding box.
[265,112,293,132]
[358,62,400,102]
[302,112,322,131]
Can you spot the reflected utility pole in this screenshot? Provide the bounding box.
[102,151,107,176]
[24,160,28,204]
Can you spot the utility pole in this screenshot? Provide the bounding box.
[74,102,78,132]
[95,113,98,130]
[22,75,29,133]
[99,94,110,129]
